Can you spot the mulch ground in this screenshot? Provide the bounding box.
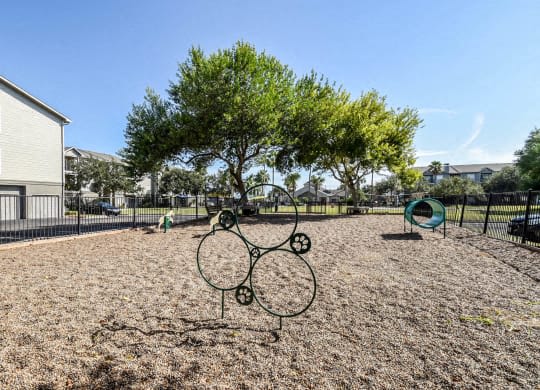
[0,214,538,389]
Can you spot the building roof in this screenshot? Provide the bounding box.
[0,76,71,124]
[416,163,514,174]
[65,147,123,163]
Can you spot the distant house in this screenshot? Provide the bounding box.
[0,76,70,219]
[293,182,330,201]
[415,163,514,185]
[64,146,156,196]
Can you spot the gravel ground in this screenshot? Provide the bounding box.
[0,214,538,389]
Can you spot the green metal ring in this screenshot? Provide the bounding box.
[249,248,317,318]
[196,228,252,291]
[235,184,298,250]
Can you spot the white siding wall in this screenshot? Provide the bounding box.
[0,83,63,185]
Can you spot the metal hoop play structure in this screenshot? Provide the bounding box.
[196,184,317,330]
[404,198,446,237]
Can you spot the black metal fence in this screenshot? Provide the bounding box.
[2,190,539,249]
[0,194,204,245]
[432,190,540,248]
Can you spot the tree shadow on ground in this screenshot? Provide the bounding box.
[381,232,423,240]
[91,316,280,349]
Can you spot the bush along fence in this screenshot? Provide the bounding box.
[0,194,205,245]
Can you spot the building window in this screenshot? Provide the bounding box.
[480,172,492,182]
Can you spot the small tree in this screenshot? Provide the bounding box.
[284,172,301,195]
[67,158,135,198]
[431,176,484,196]
[159,167,206,195]
[374,174,402,196]
[515,128,540,190]
[206,170,234,197]
[310,175,325,201]
[482,166,520,193]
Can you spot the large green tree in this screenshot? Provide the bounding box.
[281,87,422,205]
[515,128,540,190]
[123,42,296,196]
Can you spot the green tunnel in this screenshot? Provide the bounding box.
[404,198,446,235]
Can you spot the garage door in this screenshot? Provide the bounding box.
[0,186,24,220]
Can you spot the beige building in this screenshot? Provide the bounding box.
[0,76,70,219]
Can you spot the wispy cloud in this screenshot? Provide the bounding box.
[416,150,448,157]
[465,147,515,163]
[460,113,484,149]
[418,108,457,115]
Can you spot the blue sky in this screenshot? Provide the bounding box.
[2,1,539,188]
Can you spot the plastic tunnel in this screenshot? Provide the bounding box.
[404,198,446,233]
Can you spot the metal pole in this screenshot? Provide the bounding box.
[522,189,533,244]
[132,197,137,228]
[77,193,81,235]
[371,169,374,210]
[221,290,225,319]
[483,193,493,235]
[459,194,467,227]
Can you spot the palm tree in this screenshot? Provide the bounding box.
[428,161,443,184]
[310,175,325,201]
[284,172,301,196]
[257,150,278,185]
[255,169,270,185]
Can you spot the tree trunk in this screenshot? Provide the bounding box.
[349,185,359,207]
[231,169,246,203]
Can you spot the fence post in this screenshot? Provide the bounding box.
[483,193,493,234]
[132,197,137,228]
[459,194,467,227]
[77,194,81,235]
[521,189,533,244]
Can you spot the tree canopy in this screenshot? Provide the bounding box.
[158,167,206,195]
[515,127,540,190]
[123,42,422,201]
[482,166,521,193]
[66,158,135,197]
[430,176,484,197]
[123,41,296,196]
[280,88,422,205]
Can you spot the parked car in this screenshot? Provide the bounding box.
[507,214,540,242]
[241,202,259,216]
[81,201,121,216]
